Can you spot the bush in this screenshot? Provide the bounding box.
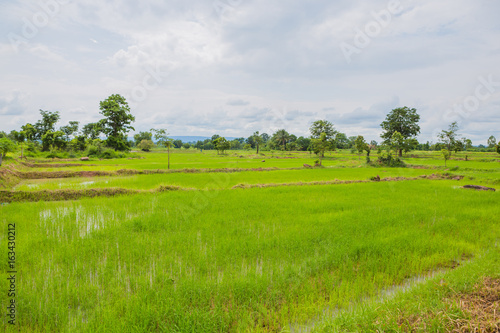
[100,149,118,159]
[377,152,405,167]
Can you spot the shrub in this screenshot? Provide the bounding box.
[377,152,405,167]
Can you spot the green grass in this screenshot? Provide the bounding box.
[1,180,499,332]
[14,167,441,191]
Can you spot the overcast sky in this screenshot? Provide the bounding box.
[1,0,499,144]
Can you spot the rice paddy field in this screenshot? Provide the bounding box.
[1,149,499,332]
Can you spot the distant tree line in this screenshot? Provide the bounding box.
[0,95,499,166]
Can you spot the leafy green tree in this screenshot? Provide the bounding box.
[214,137,230,154]
[253,131,264,154]
[151,129,173,169]
[273,129,290,151]
[487,135,496,148]
[99,94,135,151]
[172,140,183,149]
[134,131,153,146]
[230,139,242,150]
[438,121,461,153]
[9,130,26,158]
[355,135,372,162]
[137,139,154,152]
[60,121,79,141]
[214,137,231,154]
[0,138,16,165]
[41,130,66,151]
[21,123,37,141]
[496,141,500,155]
[380,106,420,157]
[334,133,349,149]
[441,149,451,167]
[82,121,105,140]
[310,120,336,140]
[310,133,331,166]
[183,143,191,149]
[34,110,61,139]
[296,136,311,151]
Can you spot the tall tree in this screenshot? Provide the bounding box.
[487,135,497,148]
[99,94,135,151]
[60,121,79,141]
[310,120,337,140]
[151,128,173,169]
[214,137,230,154]
[310,133,331,166]
[380,107,420,157]
[438,121,461,152]
[35,110,60,139]
[253,131,264,154]
[273,129,290,151]
[82,121,105,140]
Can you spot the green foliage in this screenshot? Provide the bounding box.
[377,150,405,167]
[441,149,451,167]
[273,129,290,151]
[380,106,420,156]
[34,110,61,139]
[133,131,152,146]
[21,123,37,141]
[82,121,105,140]
[137,139,154,152]
[310,132,331,165]
[99,94,135,151]
[182,142,191,149]
[438,121,461,153]
[213,137,230,154]
[310,120,337,140]
[487,135,496,148]
[41,130,66,151]
[0,137,16,165]
[59,121,79,141]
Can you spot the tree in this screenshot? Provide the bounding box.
[497,141,500,155]
[9,130,26,159]
[134,131,153,146]
[0,138,16,166]
[310,133,331,166]
[99,94,135,151]
[438,121,461,153]
[334,133,350,149]
[463,138,473,151]
[137,139,154,152]
[151,128,173,169]
[60,121,79,141]
[355,135,372,163]
[82,121,105,140]
[41,130,65,151]
[214,137,230,154]
[21,123,37,141]
[310,120,336,140]
[487,135,497,148]
[441,149,451,167]
[380,107,420,157]
[183,143,191,149]
[253,131,264,154]
[173,140,183,149]
[296,136,311,151]
[273,129,290,151]
[34,110,61,139]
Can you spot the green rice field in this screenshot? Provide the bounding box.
[1,149,499,332]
